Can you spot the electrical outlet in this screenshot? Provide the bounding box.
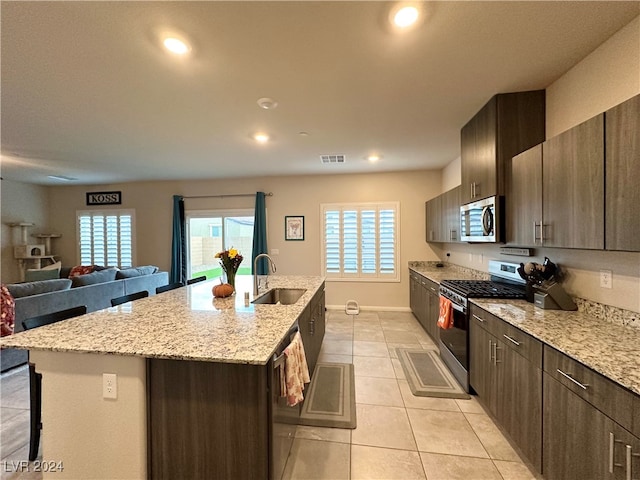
[103,373,117,399]
[599,270,612,289]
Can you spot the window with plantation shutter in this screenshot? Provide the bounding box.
[321,202,399,281]
[77,210,135,268]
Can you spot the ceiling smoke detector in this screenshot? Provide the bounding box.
[320,154,346,164]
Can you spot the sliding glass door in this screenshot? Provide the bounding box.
[186,209,254,281]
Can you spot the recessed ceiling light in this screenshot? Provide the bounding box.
[253,133,270,143]
[257,98,278,110]
[298,131,310,137]
[392,5,421,29]
[367,154,381,162]
[163,37,190,55]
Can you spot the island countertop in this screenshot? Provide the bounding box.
[0,275,325,366]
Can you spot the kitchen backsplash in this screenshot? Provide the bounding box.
[410,260,639,329]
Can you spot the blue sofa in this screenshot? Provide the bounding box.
[1,269,169,372]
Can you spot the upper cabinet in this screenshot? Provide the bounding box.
[509,145,543,246]
[508,93,639,252]
[460,91,546,205]
[605,94,640,251]
[543,114,605,249]
[426,186,461,243]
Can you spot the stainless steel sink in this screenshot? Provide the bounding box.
[252,288,306,305]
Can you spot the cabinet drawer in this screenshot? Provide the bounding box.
[470,305,542,367]
[420,277,439,296]
[544,345,636,435]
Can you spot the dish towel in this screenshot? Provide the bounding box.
[437,296,454,329]
[283,331,311,406]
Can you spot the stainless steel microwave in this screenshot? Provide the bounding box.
[460,196,501,242]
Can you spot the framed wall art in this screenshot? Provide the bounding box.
[285,216,304,241]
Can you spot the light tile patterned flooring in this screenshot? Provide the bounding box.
[0,310,540,479]
[282,310,540,480]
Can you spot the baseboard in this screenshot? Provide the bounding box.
[326,305,411,312]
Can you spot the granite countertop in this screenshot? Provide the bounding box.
[409,261,489,283]
[0,275,325,366]
[408,262,640,396]
[472,299,640,397]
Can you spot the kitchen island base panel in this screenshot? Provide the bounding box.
[147,358,270,480]
[30,351,147,480]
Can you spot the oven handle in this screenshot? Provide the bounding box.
[441,295,466,314]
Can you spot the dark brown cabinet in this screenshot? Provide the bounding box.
[425,186,461,243]
[409,271,439,342]
[460,91,545,205]
[606,94,640,252]
[543,114,605,249]
[509,145,542,246]
[542,345,640,480]
[425,195,442,242]
[300,287,325,376]
[469,305,542,471]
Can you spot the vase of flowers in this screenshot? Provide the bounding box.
[215,247,243,292]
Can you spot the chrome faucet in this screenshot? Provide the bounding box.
[253,253,277,295]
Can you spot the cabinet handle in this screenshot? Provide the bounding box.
[494,343,501,365]
[489,340,493,363]
[610,432,627,473]
[471,183,474,199]
[556,369,589,390]
[626,445,632,480]
[430,287,437,293]
[540,220,545,243]
[473,314,485,323]
[503,334,520,346]
[310,318,315,335]
[533,221,539,243]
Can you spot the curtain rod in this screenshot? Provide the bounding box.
[183,192,273,199]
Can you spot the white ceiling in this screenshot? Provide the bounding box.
[1,1,639,186]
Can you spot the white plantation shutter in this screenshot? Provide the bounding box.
[77,210,135,268]
[321,203,399,281]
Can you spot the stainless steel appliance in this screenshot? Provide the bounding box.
[460,196,502,243]
[438,260,526,392]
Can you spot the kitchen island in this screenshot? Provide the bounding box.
[0,275,325,480]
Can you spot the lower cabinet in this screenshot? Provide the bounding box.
[469,305,542,471]
[299,285,325,376]
[543,345,640,480]
[409,271,439,342]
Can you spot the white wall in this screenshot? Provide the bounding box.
[47,170,442,309]
[441,156,461,192]
[546,15,640,137]
[437,14,640,313]
[1,180,51,283]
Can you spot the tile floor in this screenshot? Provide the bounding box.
[1,364,41,480]
[0,310,540,479]
[281,309,541,480]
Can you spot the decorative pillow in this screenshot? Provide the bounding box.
[115,265,159,279]
[7,279,72,298]
[71,268,118,287]
[25,268,59,282]
[68,265,95,278]
[1,284,15,337]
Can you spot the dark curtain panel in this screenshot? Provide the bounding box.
[170,195,186,284]
[252,192,269,275]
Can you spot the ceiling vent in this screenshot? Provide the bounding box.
[320,154,345,164]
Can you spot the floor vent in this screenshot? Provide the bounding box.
[320,154,346,164]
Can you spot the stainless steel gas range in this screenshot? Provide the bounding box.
[438,260,526,393]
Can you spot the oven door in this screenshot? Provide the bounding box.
[438,298,470,392]
[438,300,468,369]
